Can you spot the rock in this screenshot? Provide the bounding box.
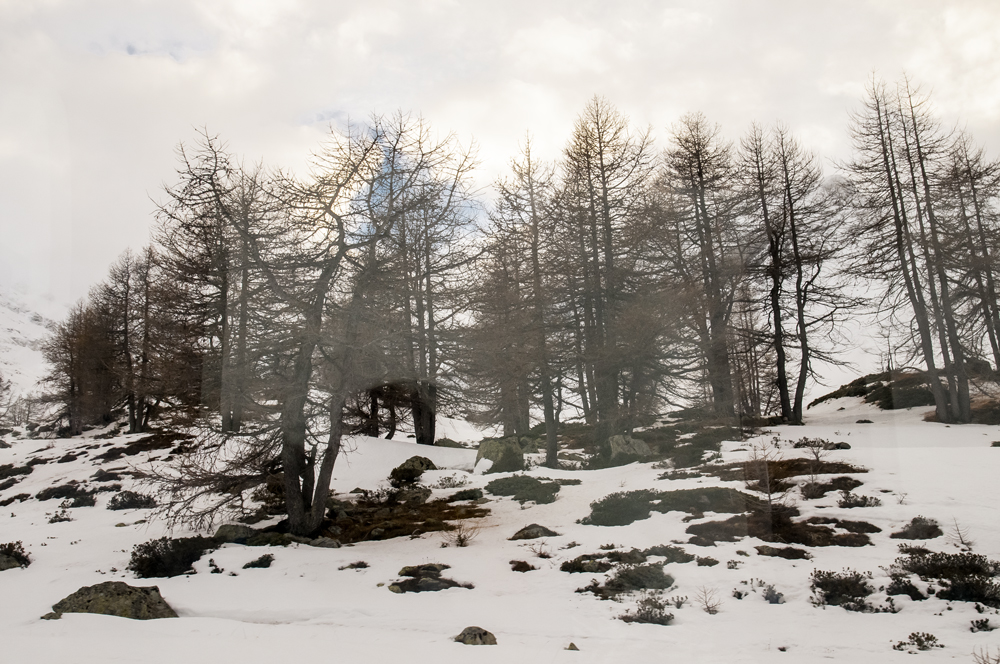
[0,555,23,571]
[391,563,469,593]
[475,438,524,472]
[45,581,178,620]
[398,485,432,505]
[835,442,852,449]
[607,435,652,459]
[389,456,437,486]
[509,524,559,540]
[214,524,256,544]
[454,626,497,645]
[566,643,580,651]
[399,563,449,577]
[309,537,342,548]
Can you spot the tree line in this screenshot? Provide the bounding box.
[38,77,1000,534]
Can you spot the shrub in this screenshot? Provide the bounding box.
[60,494,96,508]
[243,554,274,569]
[837,491,882,508]
[643,544,695,564]
[0,541,30,567]
[0,464,32,480]
[619,591,674,625]
[604,564,675,594]
[107,491,157,511]
[891,516,943,539]
[696,556,719,567]
[128,536,216,578]
[763,585,785,604]
[36,483,93,502]
[581,490,656,526]
[810,569,875,611]
[971,618,995,633]
[897,552,1000,581]
[892,632,943,652]
[446,488,483,502]
[484,475,559,504]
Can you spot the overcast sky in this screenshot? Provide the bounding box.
[2,0,1000,310]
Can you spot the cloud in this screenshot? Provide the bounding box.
[1,0,999,306]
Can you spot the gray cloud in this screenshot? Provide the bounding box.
[2,0,998,306]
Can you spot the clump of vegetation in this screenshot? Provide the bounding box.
[560,554,613,574]
[484,475,559,504]
[242,554,274,569]
[801,476,863,499]
[446,488,483,502]
[889,551,1000,606]
[971,619,995,633]
[61,494,96,508]
[696,556,719,567]
[892,632,943,652]
[0,464,32,480]
[582,490,656,526]
[837,491,882,508]
[603,564,675,596]
[810,569,875,612]
[891,516,943,540]
[809,371,935,410]
[510,560,537,572]
[338,561,369,570]
[581,487,754,527]
[48,509,72,523]
[127,536,217,578]
[619,591,674,625]
[36,483,94,502]
[0,541,31,567]
[107,490,158,511]
[643,544,695,563]
[440,521,480,547]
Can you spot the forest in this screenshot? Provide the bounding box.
[33,76,1000,535]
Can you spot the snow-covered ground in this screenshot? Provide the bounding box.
[2,398,1000,663]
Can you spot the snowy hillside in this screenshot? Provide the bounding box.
[0,286,65,394]
[2,398,1000,663]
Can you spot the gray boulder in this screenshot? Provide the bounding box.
[43,581,178,620]
[309,537,342,549]
[213,524,256,543]
[509,523,559,540]
[475,438,524,473]
[608,435,652,459]
[389,456,438,486]
[455,626,497,645]
[398,485,432,505]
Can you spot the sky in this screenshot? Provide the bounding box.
[2,0,999,313]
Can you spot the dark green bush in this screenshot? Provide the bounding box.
[446,488,483,502]
[890,516,943,540]
[36,483,93,502]
[127,536,216,578]
[897,552,1000,581]
[0,541,30,567]
[484,475,559,503]
[604,564,675,594]
[581,490,656,526]
[243,554,274,569]
[642,544,695,564]
[0,464,31,480]
[810,569,875,611]
[60,494,96,508]
[837,491,881,508]
[108,491,158,510]
[619,592,674,625]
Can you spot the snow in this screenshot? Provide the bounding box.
[3,399,1000,663]
[0,285,65,395]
